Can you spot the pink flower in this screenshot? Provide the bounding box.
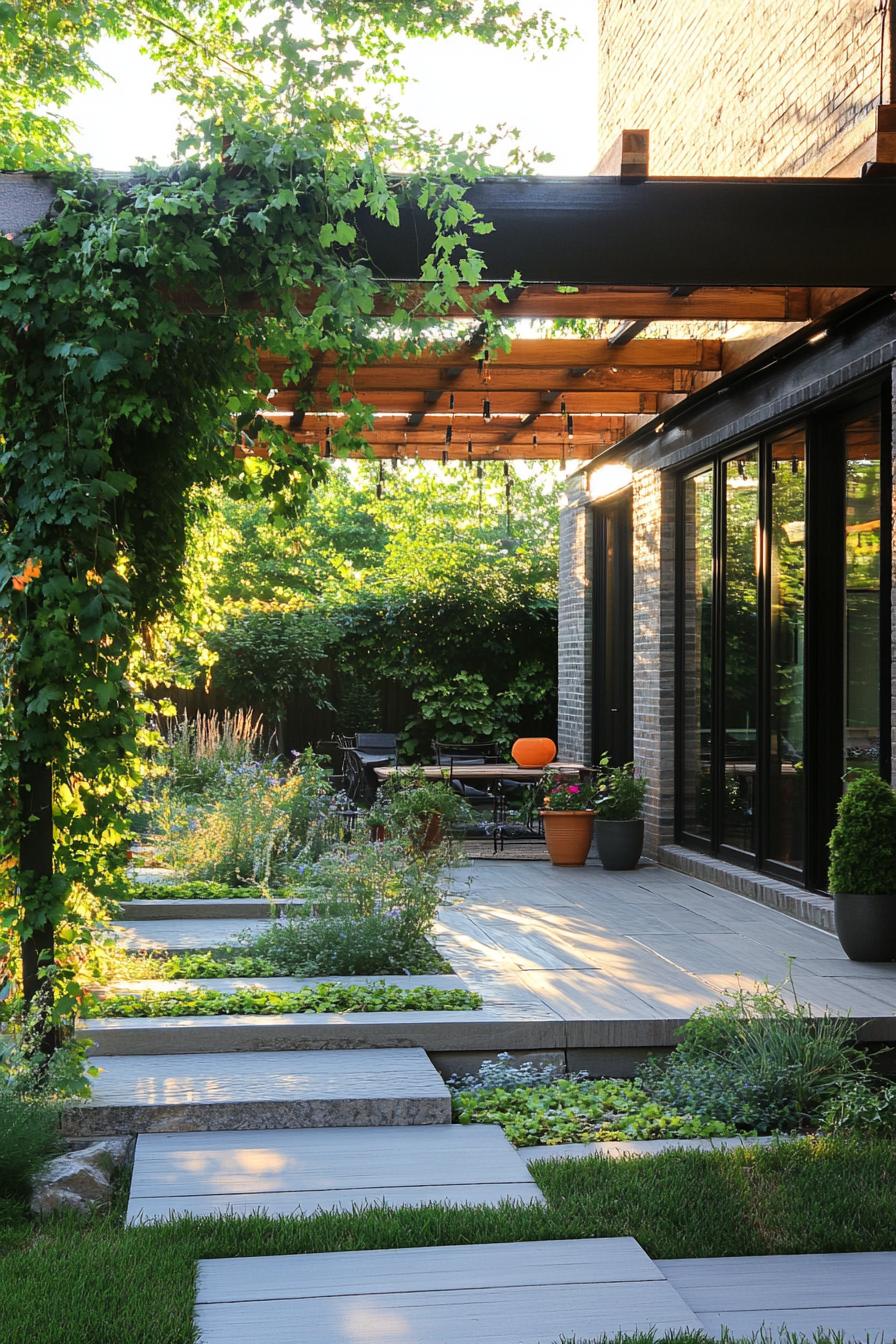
[567,784,580,794]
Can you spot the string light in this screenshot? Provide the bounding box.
[376,460,385,499]
[482,396,491,423]
[466,437,473,468]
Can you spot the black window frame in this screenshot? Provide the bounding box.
[674,378,891,890]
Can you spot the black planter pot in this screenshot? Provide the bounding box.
[834,892,896,962]
[594,818,644,870]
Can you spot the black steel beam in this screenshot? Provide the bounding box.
[358,177,896,287]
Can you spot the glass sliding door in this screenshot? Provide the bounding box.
[721,452,760,855]
[767,428,806,870]
[679,466,714,841]
[844,411,882,776]
[675,388,889,888]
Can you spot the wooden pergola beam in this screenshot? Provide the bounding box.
[259,338,722,375]
[270,389,660,414]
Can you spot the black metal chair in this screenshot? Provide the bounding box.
[340,733,399,804]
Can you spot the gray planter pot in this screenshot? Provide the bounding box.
[594,818,644,870]
[834,892,896,962]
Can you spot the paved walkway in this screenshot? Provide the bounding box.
[194,1238,896,1343]
[437,860,896,1038]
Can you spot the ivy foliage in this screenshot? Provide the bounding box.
[0,0,568,1022]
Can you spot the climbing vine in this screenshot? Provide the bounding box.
[0,1,569,1042]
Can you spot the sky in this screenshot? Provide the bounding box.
[66,2,598,175]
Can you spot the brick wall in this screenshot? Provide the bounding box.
[557,475,593,763]
[631,468,677,855]
[598,0,888,176]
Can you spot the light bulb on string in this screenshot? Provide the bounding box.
[482,397,491,423]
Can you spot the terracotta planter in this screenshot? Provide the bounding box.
[369,824,386,843]
[540,809,594,866]
[834,892,896,962]
[419,813,443,852]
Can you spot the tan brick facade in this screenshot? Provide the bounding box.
[597,0,889,177]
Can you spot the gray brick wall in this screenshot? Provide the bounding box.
[557,475,593,763]
[631,468,677,856]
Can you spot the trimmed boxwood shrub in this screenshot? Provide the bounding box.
[828,771,896,895]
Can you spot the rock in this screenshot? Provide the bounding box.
[31,1152,112,1214]
[30,1134,134,1216]
[71,1135,135,1173]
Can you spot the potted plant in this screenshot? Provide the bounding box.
[539,772,596,866]
[828,771,896,962]
[593,760,647,869]
[379,768,472,852]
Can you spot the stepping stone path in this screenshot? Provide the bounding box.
[126,1123,543,1222]
[64,1047,450,1136]
[106,866,896,1343]
[194,1238,703,1344]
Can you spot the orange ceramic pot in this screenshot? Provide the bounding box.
[540,810,594,866]
[511,737,557,769]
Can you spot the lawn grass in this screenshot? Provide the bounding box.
[1,1137,894,1344]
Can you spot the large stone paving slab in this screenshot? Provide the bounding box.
[62,1048,450,1135]
[112,918,274,952]
[127,1123,543,1222]
[659,1252,896,1341]
[194,1238,701,1343]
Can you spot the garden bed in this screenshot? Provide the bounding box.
[84,981,481,1017]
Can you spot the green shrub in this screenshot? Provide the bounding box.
[151,749,344,884]
[287,839,446,941]
[640,981,870,1132]
[0,1094,61,1199]
[87,981,481,1017]
[230,912,448,977]
[828,770,896,895]
[376,769,473,839]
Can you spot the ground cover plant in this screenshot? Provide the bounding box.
[86,982,480,1017]
[1,1137,894,1344]
[449,1055,735,1146]
[120,880,284,901]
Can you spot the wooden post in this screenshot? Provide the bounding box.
[593,129,650,180]
[18,754,58,1057]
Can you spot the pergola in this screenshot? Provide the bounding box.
[247,163,896,462]
[6,160,895,465]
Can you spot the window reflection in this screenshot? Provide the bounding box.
[721,452,759,854]
[681,467,714,839]
[767,428,806,869]
[844,413,881,773]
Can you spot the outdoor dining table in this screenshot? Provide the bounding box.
[372,762,589,784]
[373,761,591,853]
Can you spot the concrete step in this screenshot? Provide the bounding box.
[194,1238,701,1343]
[126,1123,543,1223]
[62,1047,451,1136]
[120,898,306,921]
[111,918,275,953]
